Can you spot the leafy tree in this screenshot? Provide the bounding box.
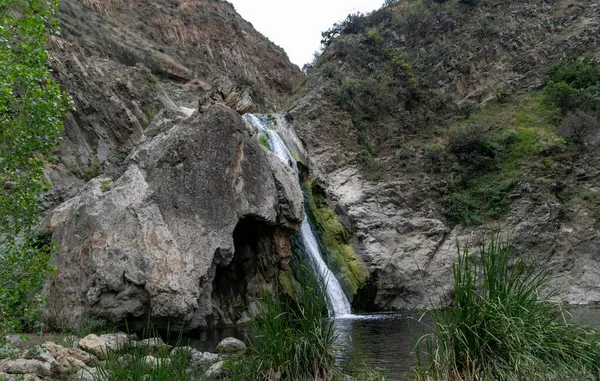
[0,0,69,333]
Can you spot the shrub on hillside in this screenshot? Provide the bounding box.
[558,110,600,145]
[544,58,600,115]
[446,124,504,172]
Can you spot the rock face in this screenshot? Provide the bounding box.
[57,0,301,109]
[45,0,302,210]
[42,105,303,330]
[290,0,600,310]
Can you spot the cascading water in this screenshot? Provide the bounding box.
[243,114,352,317]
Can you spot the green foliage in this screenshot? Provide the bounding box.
[438,93,565,226]
[321,12,365,47]
[0,234,56,333]
[0,0,69,335]
[415,237,600,381]
[443,175,516,226]
[230,263,336,381]
[83,161,102,181]
[544,58,600,117]
[100,180,114,193]
[446,124,505,173]
[258,133,270,151]
[92,335,198,380]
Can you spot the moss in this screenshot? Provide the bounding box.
[279,270,301,302]
[302,182,369,298]
[258,133,270,150]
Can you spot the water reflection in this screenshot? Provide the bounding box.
[334,313,431,381]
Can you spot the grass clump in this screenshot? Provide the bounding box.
[230,263,336,381]
[83,161,102,181]
[92,341,196,381]
[415,236,600,381]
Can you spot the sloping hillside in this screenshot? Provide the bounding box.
[290,0,600,310]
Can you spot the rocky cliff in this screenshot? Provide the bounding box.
[43,105,303,330]
[46,0,302,208]
[43,0,600,328]
[291,0,600,310]
[42,0,304,329]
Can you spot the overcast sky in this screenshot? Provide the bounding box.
[228,0,386,67]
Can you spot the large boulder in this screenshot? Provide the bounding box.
[43,105,303,330]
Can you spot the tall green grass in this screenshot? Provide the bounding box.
[230,262,336,381]
[415,236,600,381]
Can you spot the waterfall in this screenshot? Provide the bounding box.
[243,114,352,317]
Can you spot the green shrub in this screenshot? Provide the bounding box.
[231,263,336,381]
[443,175,516,226]
[0,234,56,334]
[423,144,451,174]
[558,110,600,144]
[446,124,505,173]
[83,162,102,181]
[544,58,600,116]
[415,237,600,381]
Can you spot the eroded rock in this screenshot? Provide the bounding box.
[0,359,52,377]
[43,105,303,331]
[204,360,225,378]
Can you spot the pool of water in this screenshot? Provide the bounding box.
[333,313,430,381]
[180,307,600,381]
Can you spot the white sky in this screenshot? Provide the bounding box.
[228,0,386,67]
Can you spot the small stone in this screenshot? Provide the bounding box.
[189,350,219,368]
[137,337,169,351]
[215,337,246,354]
[117,353,134,364]
[142,355,170,367]
[170,346,193,357]
[79,334,107,360]
[42,341,94,374]
[98,333,129,351]
[204,360,225,378]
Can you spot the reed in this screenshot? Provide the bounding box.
[415,236,600,381]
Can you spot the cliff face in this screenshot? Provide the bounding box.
[46,0,302,207]
[42,0,305,329]
[290,0,600,310]
[58,0,300,108]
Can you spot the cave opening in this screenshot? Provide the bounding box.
[211,216,277,325]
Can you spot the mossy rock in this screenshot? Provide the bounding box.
[302,181,369,298]
[279,270,302,302]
